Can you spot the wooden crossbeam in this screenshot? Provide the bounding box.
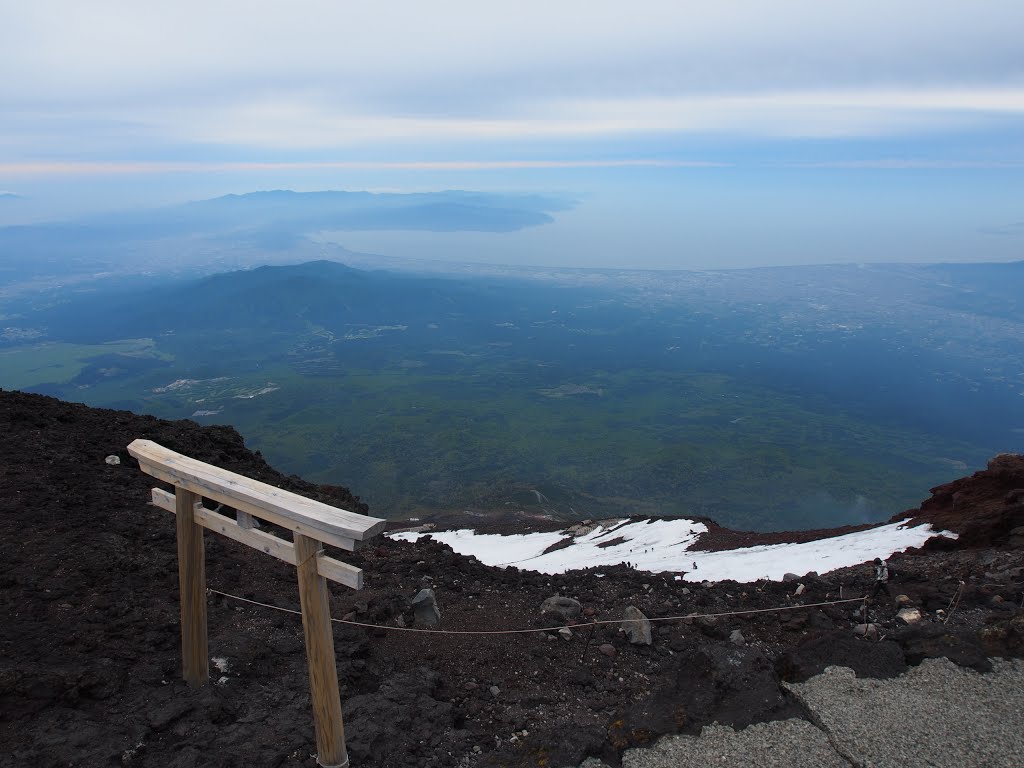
[151,488,363,590]
[129,439,385,552]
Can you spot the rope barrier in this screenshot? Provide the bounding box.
[208,588,866,636]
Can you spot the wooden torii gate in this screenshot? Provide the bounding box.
[128,439,386,768]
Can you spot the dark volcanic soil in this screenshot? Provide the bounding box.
[2,390,1024,768]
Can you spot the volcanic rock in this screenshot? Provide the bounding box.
[622,606,652,645]
[610,644,800,750]
[897,608,922,624]
[411,588,441,627]
[540,595,582,622]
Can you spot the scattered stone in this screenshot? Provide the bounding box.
[853,623,880,641]
[599,643,617,659]
[489,686,500,697]
[464,681,478,691]
[729,629,746,646]
[794,583,806,596]
[622,606,652,645]
[104,455,120,465]
[896,594,912,605]
[558,627,573,641]
[897,608,922,625]
[782,573,800,582]
[411,588,441,628]
[540,595,582,621]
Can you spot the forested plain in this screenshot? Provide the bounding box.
[4,258,1021,530]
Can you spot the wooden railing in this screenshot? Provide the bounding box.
[129,439,385,768]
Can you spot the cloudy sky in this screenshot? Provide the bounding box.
[2,1,1023,268]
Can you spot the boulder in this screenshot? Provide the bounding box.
[782,573,800,583]
[411,589,440,628]
[540,595,582,622]
[622,606,652,645]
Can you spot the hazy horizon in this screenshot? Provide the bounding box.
[3,2,1024,269]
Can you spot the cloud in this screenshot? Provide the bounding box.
[2,2,1024,168]
[0,158,725,178]
[33,87,1024,153]
[5,2,1023,101]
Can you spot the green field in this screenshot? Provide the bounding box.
[0,339,170,391]
[2,335,981,531]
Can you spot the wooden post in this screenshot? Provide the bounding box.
[175,487,209,687]
[294,534,348,768]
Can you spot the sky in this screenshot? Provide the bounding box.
[2,1,1023,268]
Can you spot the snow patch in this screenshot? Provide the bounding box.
[389,519,955,582]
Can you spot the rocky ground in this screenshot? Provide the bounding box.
[2,390,1024,768]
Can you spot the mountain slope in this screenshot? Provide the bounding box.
[2,391,1024,767]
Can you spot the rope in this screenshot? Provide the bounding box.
[207,588,866,636]
[943,581,965,624]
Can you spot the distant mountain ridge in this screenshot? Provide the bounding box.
[0,189,572,286]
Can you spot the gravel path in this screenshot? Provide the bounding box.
[589,658,1024,768]
[620,719,849,768]
[787,657,1024,768]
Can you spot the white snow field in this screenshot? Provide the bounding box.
[389,518,955,582]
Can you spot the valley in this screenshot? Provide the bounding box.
[2,257,1020,531]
